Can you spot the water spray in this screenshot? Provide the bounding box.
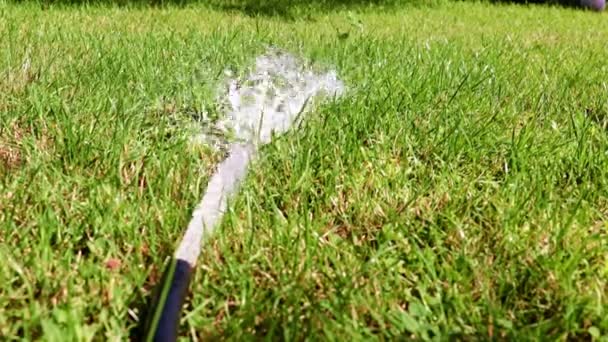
[142,49,344,341]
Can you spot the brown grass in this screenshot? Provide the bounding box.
[0,122,26,171]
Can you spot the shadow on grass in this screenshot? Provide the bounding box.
[128,256,173,341]
[488,0,587,8]
[24,0,601,18]
[128,291,151,341]
[209,0,605,17]
[206,0,441,19]
[25,0,444,18]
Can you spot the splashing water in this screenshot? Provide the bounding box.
[176,50,344,265]
[144,50,345,340]
[202,49,345,147]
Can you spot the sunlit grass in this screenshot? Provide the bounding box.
[1,1,607,340]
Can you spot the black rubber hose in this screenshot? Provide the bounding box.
[142,258,193,342]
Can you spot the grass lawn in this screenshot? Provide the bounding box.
[1,0,607,340]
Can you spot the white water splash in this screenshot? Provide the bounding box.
[200,49,345,148]
[176,49,344,265]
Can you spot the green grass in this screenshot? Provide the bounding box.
[1,1,607,340]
